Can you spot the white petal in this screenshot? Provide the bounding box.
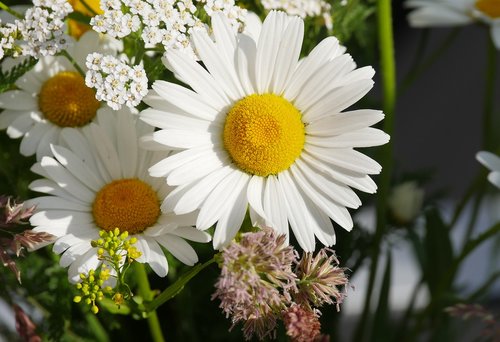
[28,196,90,212]
[138,237,169,277]
[196,169,244,230]
[408,5,473,27]
[6,112,35,138]
[477,151,500,171]
[162,166,233,215]
[247,176,267,220]
[149,146,214,178]
[191,28,244,100]
[488,172,500,188]
[290,163,354,230]
[167,150,229,186]
[295,157,362,208]
[303,79,374,122]
[29,179,88,205]
[300,152,378,193]
[294,54,355,110]
[116,111,138,178]
[305,145,382,174]
[306,109,384,136]
[491,24,500,49]
[20,121,50,157]
[89,123,122,180]
[235,35,257,95]
[270,16,303,94]
[0,109,21,129]
[164,49,229,110]
[153,129,217,149]
[212,173,250,249]
[50,145,104,192]
[307,127,390,148]
[60,241,93,267]
[263,175,289,236]
[31,210,94,227]
[284,36,343,100]
[170,227,211,243]
[277,171,315,251]
[155,234,199,266]
[35,125,59,160]
[152,81,218,120]
[255,11,288,93]
[68,249,101,283]
[40,156,96,202]
[0,90,37,110]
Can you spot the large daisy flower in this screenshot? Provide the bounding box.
[0,30,119,160]
[477,151,500,189]
[406,0,500,48]
[28,108,211,282]
[140,11,389,251]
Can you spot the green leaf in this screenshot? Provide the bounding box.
[0,57,37,93]
[98,298,131,315]
[423,208,454,295]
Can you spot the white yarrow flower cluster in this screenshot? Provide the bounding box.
[0,21,19,60]
[85,53,148,110]
[91,0,246,59]
[16,0,73,58]
[261,0,333,29]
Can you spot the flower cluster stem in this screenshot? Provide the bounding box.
[60,50,86,77]
[0,2,23,19]
[147,257,217,312]
[135,263,166,342]
[354,0,396,340]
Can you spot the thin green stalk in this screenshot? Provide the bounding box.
[400,28,461,94]
[79,0,98,15]
[85,313,110,342]
[482,36,497,151]
[135,263,166,342]
[460,186,485,250]
[60,50,86,77]
[354,0,396,340]
[147,257,217,311]
[0,1,23,19]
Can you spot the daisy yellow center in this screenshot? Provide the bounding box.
[476,0,500,18]
[223,94,305,177]
[39,71,100,127]
[92,179,160,234]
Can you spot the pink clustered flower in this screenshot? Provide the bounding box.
[213,227,349,341]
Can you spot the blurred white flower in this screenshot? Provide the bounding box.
[406,0,500,48]
[477,151,500,189]
[387,181,425,225]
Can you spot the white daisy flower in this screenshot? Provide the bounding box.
[28,108,211,282]
[406,0,500,48]
[477,151,500,189]
[0,30,119,160]
[140,11,389,252]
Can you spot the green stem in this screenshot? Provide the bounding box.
[135,263,166,342]
[60,50,86,77]
[85,313,110,342]
[0,2,23,19]
[147,257,217,311]
[79,0,98,15]
[482,36,497,151]
[354,0,396,340]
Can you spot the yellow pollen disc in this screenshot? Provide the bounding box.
[68,0,103,38]
[476,0,500,18]
[39,71,100,127]
[223,94,305,177]
[92,179,160,235]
